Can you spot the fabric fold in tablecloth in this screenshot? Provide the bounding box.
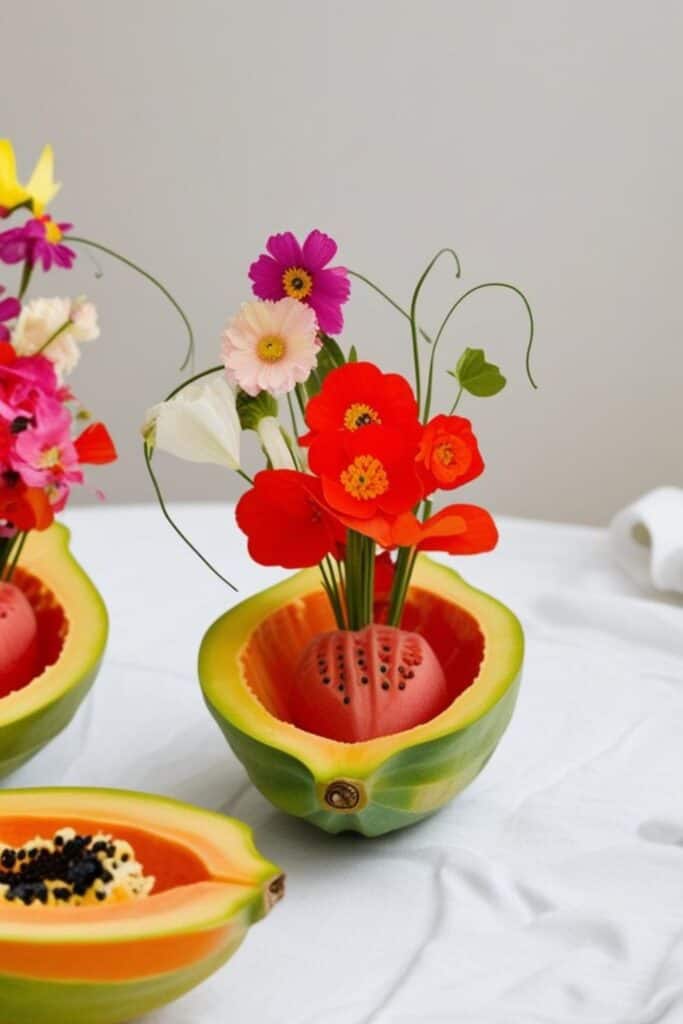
[6,505,683,1024]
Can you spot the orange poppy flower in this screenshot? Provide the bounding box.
[417,415,484,495]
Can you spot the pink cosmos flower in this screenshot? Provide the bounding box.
[0,287,20,341]
[249,230,350,335]
[221,298,319,397]
[0,215,76,271]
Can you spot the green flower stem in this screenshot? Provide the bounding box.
[422,281,537,421]
[281,426,302,470]
[294,383,307,418]
[448,385,464,415]
[17,260,33,301]
[409,249,462,409]
[286,392,300,442]
[37,319,71,354]
[387,545,418,627]
[144,440,237,592]
[143,364,243,592]
[347,270,434,344]
[65,235,195,371]
[344,529,376,630]
[3,531,28,582]
[320,555,347,629]
[0,536,14,580]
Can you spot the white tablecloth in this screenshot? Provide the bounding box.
[7,504,683,1024]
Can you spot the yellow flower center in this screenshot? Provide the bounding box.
[39,445,61,469]
[257,335,286,362]
[282,266,313,300]
[340,454,389,501]
[42,217,62,245]
[343,402,382,431]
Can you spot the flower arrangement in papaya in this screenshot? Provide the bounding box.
[0,139,201,697]
[0,136,216,583]
[0,145,119,584]
[145,227,536,745]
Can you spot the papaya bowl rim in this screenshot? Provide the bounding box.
[0,523,108,727]
[198,555,524,777]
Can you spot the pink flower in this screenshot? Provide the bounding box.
[221,298,319,397]
[0,215,75,271]
[0,344,61,422]
[249,229,350,335]
[12,418,82,489]
[0,287,20,341]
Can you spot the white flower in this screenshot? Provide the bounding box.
[221,298,318,397]
[143,375,241,470]
[256,416,296,469]
[12,296,100,379]
[68,297,100,343]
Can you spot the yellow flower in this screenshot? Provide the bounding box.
[0,140,61,215]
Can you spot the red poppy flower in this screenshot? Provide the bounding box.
[74,422,117,465]
[300,361,421,458]
[417,415,484,496]
[311,424,423,520]
[236,470,345,569]
[344,503,498,555]
[0,473,53,531]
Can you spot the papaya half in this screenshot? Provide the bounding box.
[0,787,284,1024]
[199,555,524,837]
[0,523,107,779]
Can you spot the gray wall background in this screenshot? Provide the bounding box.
[3,0,681,524]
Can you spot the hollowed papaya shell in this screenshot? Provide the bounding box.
[199,555,524,837]
[0,524,107,779]
[0,787,284,1024]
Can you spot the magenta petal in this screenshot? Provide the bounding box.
[53,244,76,269]
[248,253,285,300]
[308,292,344,335]
[265,232,303,267]
[0,239,28,264]
[0,296,20,321]
[315,266,351,303]
[302,230,338,270]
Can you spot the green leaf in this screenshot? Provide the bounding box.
[450,347,506,397]
[348,345,358,363]
[236,389,278,430]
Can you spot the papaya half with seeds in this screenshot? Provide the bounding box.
[0,787,284,1024]
[199,555,524,837]
[0,523,107,779]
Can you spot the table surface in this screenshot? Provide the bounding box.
[9,504,683,1024]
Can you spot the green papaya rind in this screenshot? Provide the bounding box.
[0,939,243,1024]
[0,787,284,1024]
[199,556,523,836]
[0,524,108,779]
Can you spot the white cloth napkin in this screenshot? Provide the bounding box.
[609,486,683,593]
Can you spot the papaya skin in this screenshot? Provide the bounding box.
[0,524,107,779]
[0,788,284,1024]
[199,555,524,837]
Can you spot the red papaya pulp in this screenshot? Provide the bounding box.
[290,624,449,742]
[0,582,39,698]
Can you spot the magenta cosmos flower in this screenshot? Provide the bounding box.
[0,214,76,271]
[249,230,350,335]
[0,287,20,341]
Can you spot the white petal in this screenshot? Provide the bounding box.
[256,416,296,469]
[148,375,241,469]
